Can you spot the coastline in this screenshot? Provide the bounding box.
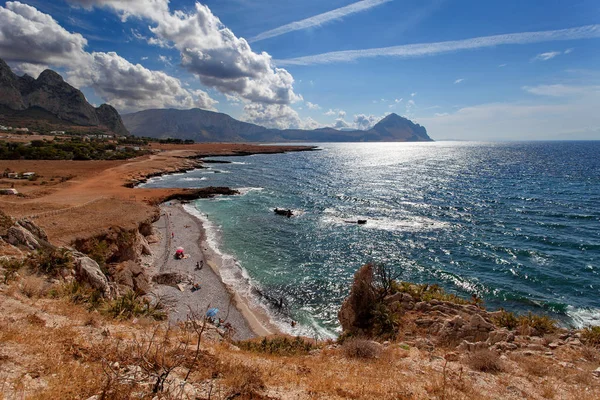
[149,201,279,339]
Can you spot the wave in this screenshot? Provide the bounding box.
[180,177,208,182]
[566,306,600,328]
[183,203,335,338]
[236,187,264,196]
[321,212,450,232]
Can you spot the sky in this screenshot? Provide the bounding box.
[0,0,599,140]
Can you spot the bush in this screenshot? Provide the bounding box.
[1,257,25,283]
[20,274,49,298]
[467,349,504,373]
[342,338,382,359]
[102,290,166,321]
[237,336,316,356]
[518,313,557,335]
[492,310,519,330]
[582,326,600,347]
[51,281,104,310]
[27,248,73,276]
[393,281,472,306]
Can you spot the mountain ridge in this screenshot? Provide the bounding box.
[122,108,433,142]
[0,57,129,135]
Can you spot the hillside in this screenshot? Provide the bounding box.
[0,58,128,135]
[122,108,433,142]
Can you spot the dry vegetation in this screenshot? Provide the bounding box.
[1,271,600,400]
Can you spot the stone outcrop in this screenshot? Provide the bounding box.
[17,218,48,242]
[111,261,150,295]
[338,264,377,332]
[7,225,41,250]
[152,272,190,288]
[74,255,115,298]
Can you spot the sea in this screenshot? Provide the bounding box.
[141,141,600,338]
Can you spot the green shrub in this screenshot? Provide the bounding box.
[102,290,166,321]
[582,326,600,347]
[27,248,73,276]
[237,336,316,356]
[393,281,472,306]
[492,310,520,330]
[1,258,25,283]
[372,302,397,339]
[50,281,103,310]
[518,312,557,335]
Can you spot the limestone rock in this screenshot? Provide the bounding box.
[112,261,150,295]
[7,225,41,250]
[152,272,189,287]
[17,218,48,242]
[74,256,114,298]
[338,264,377,332]
[487,329,515,345]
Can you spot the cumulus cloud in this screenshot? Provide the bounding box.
[306,101,321,110]
[71,0,302,108]
[338,110,346,118]
[241,103,302,129]
[334,118,351,129]
[353,114,380,130]
[324,109,337,116]
[0,1,88,68]
[0,2,218,113]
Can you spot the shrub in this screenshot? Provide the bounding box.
[518,313,557,335]
[51,281,104,310]
[237,336,316,356]
[27,248,73,276]
[102,290,166,321]
[467,349,504,373]
[582,326,600,347]
[492,310,519,330]
[1,257,25,283]
[393,281,472,306]
[371,302,397,338]
[20,274,49,298]
[342,338,382,359]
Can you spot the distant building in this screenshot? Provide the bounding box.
[22,172,36,179]
[0,125,9,131]
[0,188,18,195]
[50,130,66,134]
[14,128,29,133]
[7,173,18,179]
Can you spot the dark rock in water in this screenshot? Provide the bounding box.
[274,208,293,218]
[357,220,367,225]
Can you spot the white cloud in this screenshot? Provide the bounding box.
[68,52,218,112]
[522,84,600,97]
[324,109,336,116]
[564,48,574,54]
[141,56,149,60]
[158,54,171,65]
[353,114,380,130]
[395,98,403,103]
[249,0,392,42]
[306,101,321,110]
[0,2,218,113]
[276,24,600,65]
[241,103,320,129]
[338,110,346,118]
[411,92,416,97]
[334,118,351,129]
[498,63,507,67]
[9,62,48,78]
[454,78,464,84]
[533,51,561,61]
[72,0,302,111]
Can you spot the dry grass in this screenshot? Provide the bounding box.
[342,338,383,360]
[466,349,504,373]
[20,274,49,298]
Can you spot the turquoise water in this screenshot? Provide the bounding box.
[143,142,600,337]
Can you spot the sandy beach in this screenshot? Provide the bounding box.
[149,201,276,340]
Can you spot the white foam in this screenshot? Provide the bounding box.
[183,203,333,337]
[566,306,600,328]
[236,187,264,195]
[321,213,450,232]
[181,177,208,182]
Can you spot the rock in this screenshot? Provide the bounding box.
[74,256,114,298]
[548,342,560,349]
[415,302,431,312]
[567,339,582,347]
[544,352,554,356]
[384,292,404,304]
[414,338,435,351]
[338,264,377,333]
[444,352,460,362]
[112,261,150,295]
[487,329,515,345]
[593,367,600,377]
[492,341,518,352]
[146,235,160,244]
[7,225,41,250]
[152,272,188,287]
[558,361,575,369]
[137,232,152,256]
[457,340,488,352]
[17,218,48,241]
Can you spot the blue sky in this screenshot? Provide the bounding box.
[0,0,599,140]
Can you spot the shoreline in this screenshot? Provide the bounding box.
[149,201,279,339]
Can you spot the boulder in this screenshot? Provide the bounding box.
[74,256,114,298]
[112,261,150,295]
[7,225,41,250]
[487,329,515,345]
[17,218,49,241]
[338,264,377,333]
[152,272,189,287]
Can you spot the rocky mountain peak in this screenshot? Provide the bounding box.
[37,69,65,86]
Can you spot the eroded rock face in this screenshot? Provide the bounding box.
[17,218,48,242]
[338,264,377,332]
[7,225,41,250]
[74,256,115,298]
[112,261,150,295]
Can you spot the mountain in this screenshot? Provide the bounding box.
[0,58,128,135]
[122,108,432,142]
